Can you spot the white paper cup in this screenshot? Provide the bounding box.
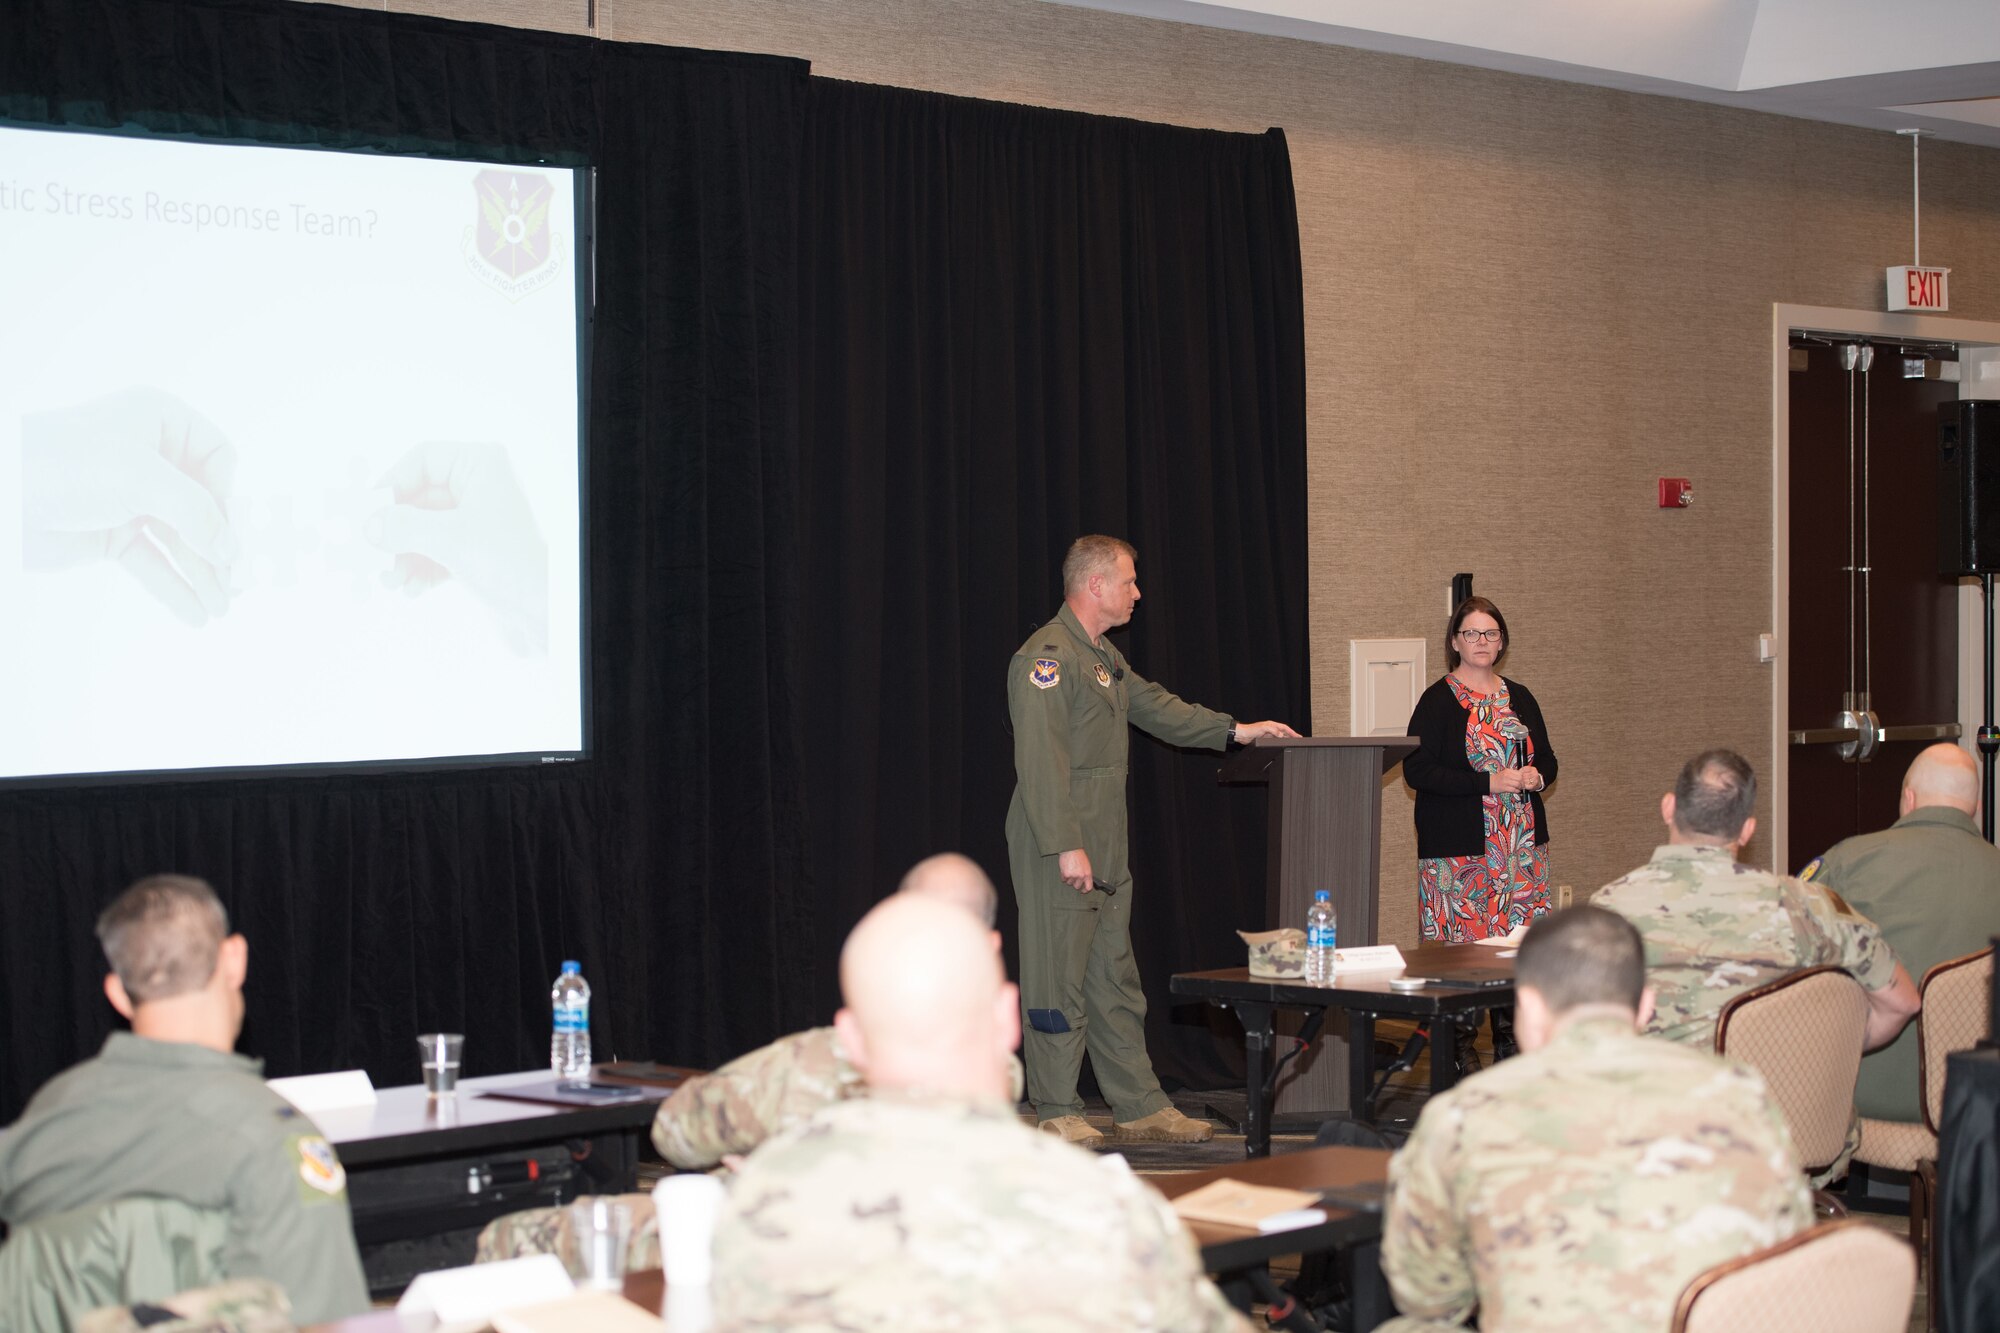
[652,1173,726,1288]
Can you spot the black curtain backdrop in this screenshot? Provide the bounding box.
[795,81,1309,1093]
[0,0,814,1120]
[0,1,1307,1121]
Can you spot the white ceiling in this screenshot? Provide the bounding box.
[1041,0,2000,148]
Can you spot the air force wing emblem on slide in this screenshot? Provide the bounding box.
[464,169,564,301]
[1029,658,1061,690]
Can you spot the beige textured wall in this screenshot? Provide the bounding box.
[331,0,2000,944]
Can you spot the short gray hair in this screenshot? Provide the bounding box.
[96,874,229,1004]
[1062,535,1136,596]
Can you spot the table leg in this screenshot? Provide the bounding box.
[1430,1017,1460,1096]
[1342,1237,1393,1331]
[1348,1011,1376,1122]
[1234,1000,1275,1159]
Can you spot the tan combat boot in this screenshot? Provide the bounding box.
[1114,1105,1214,1143]
[1037,1115,1105,1149]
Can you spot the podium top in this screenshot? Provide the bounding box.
[1217,734,1418,783]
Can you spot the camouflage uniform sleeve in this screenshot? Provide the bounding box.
[1382,1099,1477,1323]
[1115,1177,1255,1332]
[75,1279,292,1333]
[1736,1067,1816,1235]
[652,1029,850,1169]
[223,1114,369,1324]
[1789,879,1901,990]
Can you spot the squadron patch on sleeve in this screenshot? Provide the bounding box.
[1797,856,1823,883]
[1029,658,1061,690]
[292,1134,347,1200]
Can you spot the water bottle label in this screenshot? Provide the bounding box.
[554,1005,588,1033]
[1307,924,1335,950]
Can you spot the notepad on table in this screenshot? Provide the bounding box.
[1171,1178,1325,1231]
[491,1289,664,1333]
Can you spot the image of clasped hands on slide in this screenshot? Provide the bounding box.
[0,124,585,782]
[24,391,548,651]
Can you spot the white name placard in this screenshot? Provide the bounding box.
[1332,945,1407,972]
[267,1069,376,1112]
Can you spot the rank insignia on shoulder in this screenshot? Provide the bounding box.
[1094,663,1112,688]
[1030,658,1061,689]
[293,1135,347,1197]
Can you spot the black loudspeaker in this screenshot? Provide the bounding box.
[1939,401,2000,575]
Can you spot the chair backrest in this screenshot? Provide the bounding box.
[1920,946,1994,1135]
[0,1196,229,1332]
[1670,1218,1915,1333]
[1714,965,1870,1169]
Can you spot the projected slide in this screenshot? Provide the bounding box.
[0,126,585,782]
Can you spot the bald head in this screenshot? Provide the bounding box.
[834,894,1018,1100]
[1903,743,1980,817]
[896,853,999,928]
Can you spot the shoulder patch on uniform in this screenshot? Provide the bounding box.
[291,1134,346,1199]
[1822,886,1856,916]
[1798,856,1823,883]
[1029,658,1061,690]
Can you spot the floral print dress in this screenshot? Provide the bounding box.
[1416,675,1550,942]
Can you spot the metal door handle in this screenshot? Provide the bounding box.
[1789,721,1961,745]
[1877,722,1963,743]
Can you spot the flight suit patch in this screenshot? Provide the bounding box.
[1094,663,1111,688]
[1030,659,1061,689]
[1798,856,1823,883]
[292,1134,347,1201]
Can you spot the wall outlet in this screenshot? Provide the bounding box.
[1556,883,1574,909]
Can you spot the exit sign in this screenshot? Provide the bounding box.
[1888,265,1950,312]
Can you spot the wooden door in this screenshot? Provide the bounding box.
[1787,339,1961,870]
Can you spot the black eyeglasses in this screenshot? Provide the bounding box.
[1456,628,1502,643]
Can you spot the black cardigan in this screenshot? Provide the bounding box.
[1403,675,1557,859]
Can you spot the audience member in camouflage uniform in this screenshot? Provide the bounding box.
[1591,748,1919,1049]
[77,1279,293,1333]
[1381,906,1812,1333]
[478,854,1020,1267]
[711,893,1250,1331]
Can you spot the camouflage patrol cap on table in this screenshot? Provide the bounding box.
[1238,928,1306,978]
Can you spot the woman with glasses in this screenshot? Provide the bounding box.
[1404,595,1557,962]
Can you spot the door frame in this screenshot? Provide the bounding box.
[1770,304,2000,871]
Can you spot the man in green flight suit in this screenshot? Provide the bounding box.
[1008,535,1299,1147]
[0,874,370,1325]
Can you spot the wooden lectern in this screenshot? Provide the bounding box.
[1218,735,1418,1118]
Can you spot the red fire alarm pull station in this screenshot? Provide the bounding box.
[1658,478,1693,509]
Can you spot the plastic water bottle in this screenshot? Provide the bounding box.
[551,960,592,1078]
[1305,891,1338,984]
